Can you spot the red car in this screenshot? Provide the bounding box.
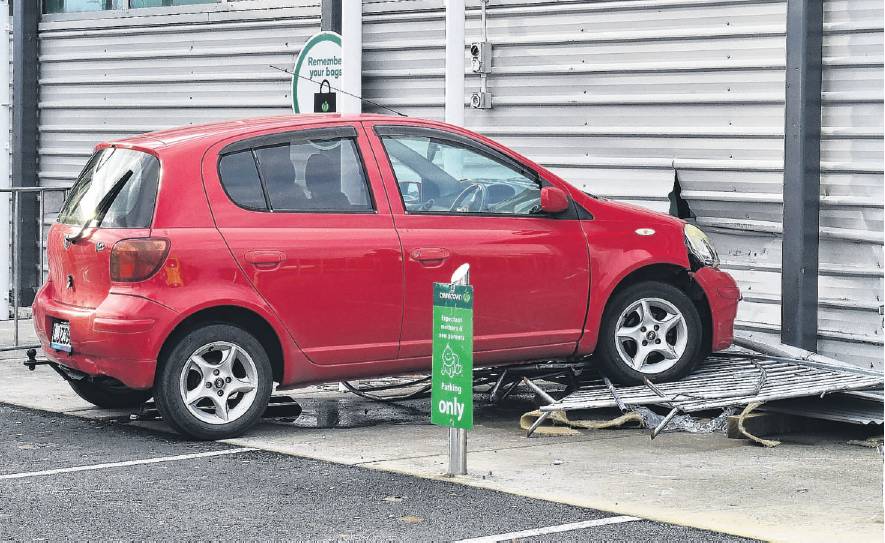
[32,114,739,439]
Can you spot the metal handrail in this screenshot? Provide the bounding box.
[1,186,70,352]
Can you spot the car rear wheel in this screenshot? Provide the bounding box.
[596,281,704,385]
[154,324,272,440]
[68,378,153,409]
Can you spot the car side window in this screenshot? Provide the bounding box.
[218,150,268,211]
[218,135,373,213]
[379,134,541,215]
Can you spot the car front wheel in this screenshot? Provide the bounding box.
[154,324,272,440]
[596,280,704,385]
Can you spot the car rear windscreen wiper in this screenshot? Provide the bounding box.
[65,170,133,245]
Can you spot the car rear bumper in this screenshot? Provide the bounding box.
[692,266,741,351]
[32,284,176,389]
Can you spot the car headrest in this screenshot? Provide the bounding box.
[305,153,339,194]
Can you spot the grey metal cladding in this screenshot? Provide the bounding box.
[34,0,883,368]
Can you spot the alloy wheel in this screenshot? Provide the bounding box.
[178,341,259,425]
[614,297,689,374]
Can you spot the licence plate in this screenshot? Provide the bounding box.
[51,320,72,352]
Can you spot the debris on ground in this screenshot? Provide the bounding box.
[732,402,782,447]
[526,351,883,443]
[636,405,737,434]
[846,437,884,451]
[519,408,643,436]
[292,344,882,447]
[760,389,884,425]
[519,403,736,437]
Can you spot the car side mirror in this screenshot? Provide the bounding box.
[540,186,570,214]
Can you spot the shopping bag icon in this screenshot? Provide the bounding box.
[313,79,337,113]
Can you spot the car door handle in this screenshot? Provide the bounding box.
[245,250,285,269]
[410,247,450,264]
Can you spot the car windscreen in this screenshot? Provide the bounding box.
[58,147,160,228]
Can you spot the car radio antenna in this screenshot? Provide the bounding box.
[270,65,408,117]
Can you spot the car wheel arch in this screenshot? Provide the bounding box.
[583,262,712,356]
[602,263,713,356]
[156,304,285,385]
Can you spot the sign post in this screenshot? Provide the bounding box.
[431,264,473,476]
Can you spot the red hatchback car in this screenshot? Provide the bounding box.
[32,114,739,439]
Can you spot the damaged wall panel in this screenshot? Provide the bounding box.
[448,0,879,368]
[455,0,795,358]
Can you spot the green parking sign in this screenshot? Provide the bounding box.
[431,282,474,430]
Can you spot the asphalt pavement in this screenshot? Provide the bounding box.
[0,404,756,542]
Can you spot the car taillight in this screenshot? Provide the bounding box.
[110,238,170,282]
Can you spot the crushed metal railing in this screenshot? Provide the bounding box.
[530,353,884,438]
[339,361,582,403]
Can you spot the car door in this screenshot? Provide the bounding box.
[203,123,403,365]
[365,122,590,366]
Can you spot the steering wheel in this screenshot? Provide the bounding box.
[449,183,488,213]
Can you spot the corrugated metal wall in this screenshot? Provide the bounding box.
[36,0,883,368]
[815,0,884,366]
[38,1,320,189]
[3,10,10,317]
[362,0,883,369]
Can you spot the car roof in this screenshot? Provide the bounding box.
[112,114,409,152]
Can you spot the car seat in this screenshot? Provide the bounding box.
[305,153,352,210]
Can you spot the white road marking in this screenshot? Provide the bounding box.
[0,447,257,481]
[454,515,641,543]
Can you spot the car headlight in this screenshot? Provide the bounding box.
[684,224,720,268]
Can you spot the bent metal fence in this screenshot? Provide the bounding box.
[531,352,884,438]
[1,186,70,352]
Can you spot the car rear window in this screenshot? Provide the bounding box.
[58,147,160,228]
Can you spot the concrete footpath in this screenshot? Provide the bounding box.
[0,333,882,543]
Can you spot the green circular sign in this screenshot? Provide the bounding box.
[292,31,342,114]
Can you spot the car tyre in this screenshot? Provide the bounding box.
[154,323,273,440]
[596,280,704,385]
[68,378,153,409]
